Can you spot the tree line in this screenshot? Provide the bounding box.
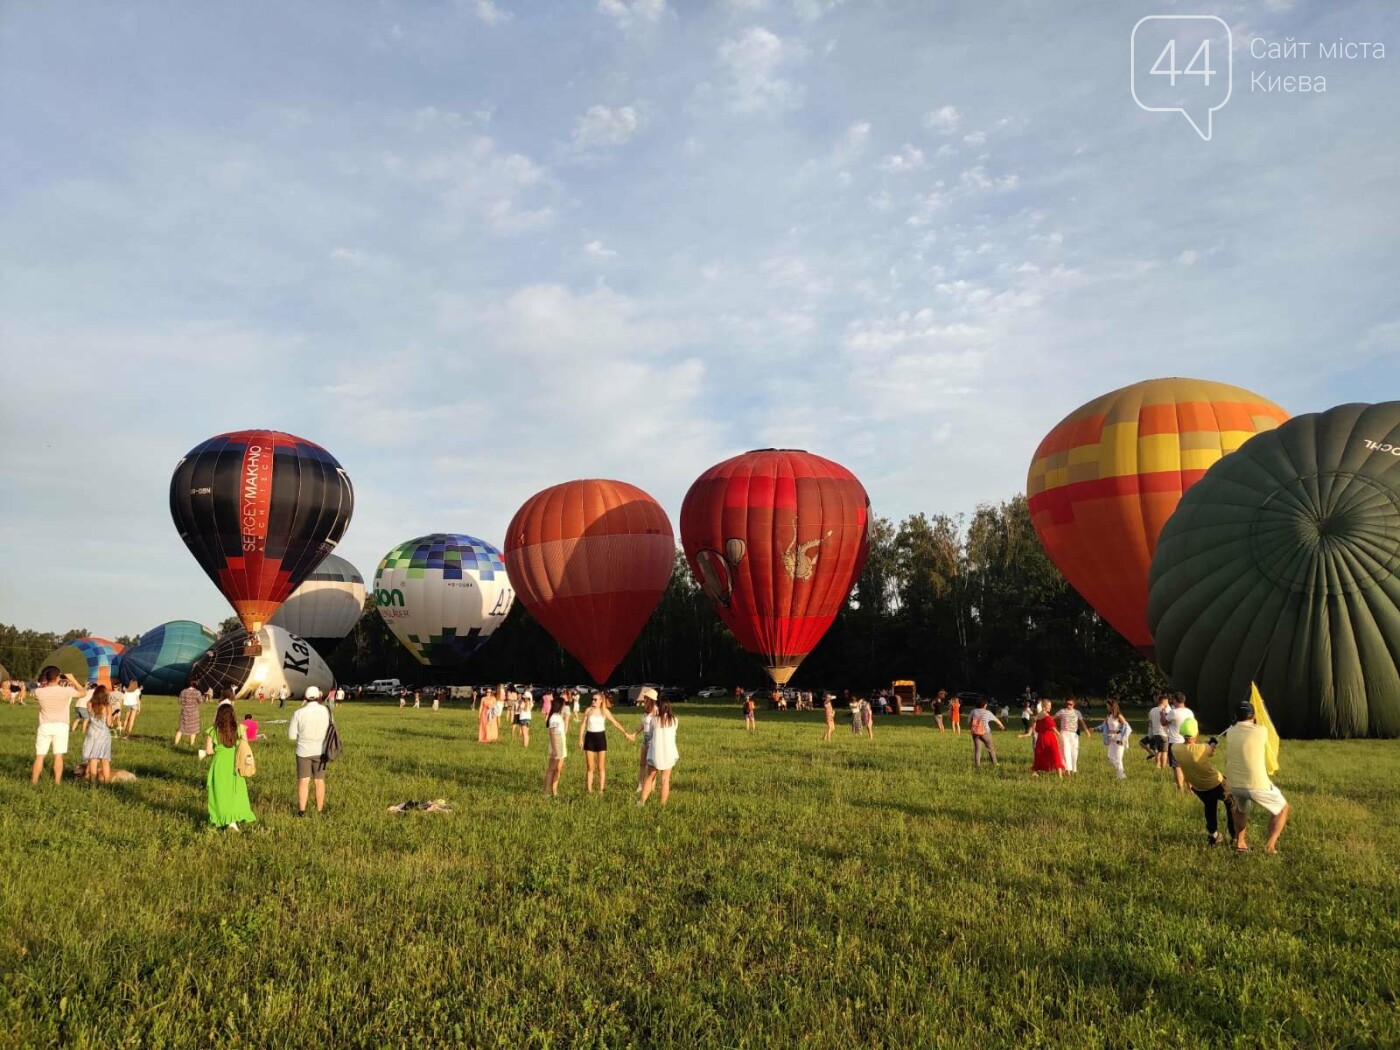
[2,496,1167,702]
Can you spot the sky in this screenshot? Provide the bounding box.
[1,0,1397,637]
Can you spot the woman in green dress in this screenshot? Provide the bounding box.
[203,700,256,829]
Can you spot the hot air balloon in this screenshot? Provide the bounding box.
[504,479,674,684]
[268,553,366,655]
[41,637,126,688]
[1027,378,1289,658]
[191,625,335,701]
[681,449,870,685]
[119,621,218,694]
[169,430,354,636]
[1148,402,1400,739]
[374,534,514,666]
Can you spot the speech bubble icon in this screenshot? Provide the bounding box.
[1131,16,1232,141]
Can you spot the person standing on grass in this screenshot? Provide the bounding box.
[861,697,875,739]
[518,691,534,748]
[31,666,83,785]
[1021,702,1065,778]
[175,675,203,747]
[932,690,947,732]
[81,688,115,784]
[1146,695,1170,771]
[1171,718,1236,846]
[278,683,289,709]
[1224,701,1289,854]
[821,694,836,742]
[948,694,962,735]
[1165,693,1196,792]
[288,686,331,817]
[640,698,679,806]
[203,700,256,830]
[1095,700,1132,780]
[636,688,658,793]
[849,697,863,736]
[968,699,1003,767]
[543,699,569,797]
[477,690,496,742]
[1053,698,1087,775]
[1021,700,1033,736]
[119,680,142,735]
[71,680,94,734]
[578,691,635,795]
[742,694,756,732]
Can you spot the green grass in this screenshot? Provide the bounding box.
[1,697,1397,1049]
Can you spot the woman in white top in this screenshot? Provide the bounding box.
[640,698,679,806]
[577,691,635,795]
[119,680,142,735]
[1095,699,1132,781]
[517,694,534,748]
[635,689,658,794]
[543,703,570,796]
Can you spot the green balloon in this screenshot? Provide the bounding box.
[1148,402,1400,739]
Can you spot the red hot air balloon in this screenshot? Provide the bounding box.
[681,449,870,685]
[504,480,674,684]
[170,430,354,635]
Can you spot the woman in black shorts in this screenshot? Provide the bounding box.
[577,691,636,795]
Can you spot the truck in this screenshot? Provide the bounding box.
[891,680,918,713]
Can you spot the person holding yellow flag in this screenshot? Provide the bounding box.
[1223,687,1288,854]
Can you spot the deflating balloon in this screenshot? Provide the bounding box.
[191,625,334,701]
[169,430,354,635]
[504,479,674,684]
[1148,402,1400,739]
[1027,378,1289,657]
[374,534,514,666]
[43,637,126,688]
[120,620,218,694]
[681,449,870,685]
[268,552,366,654]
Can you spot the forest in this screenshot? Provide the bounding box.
[0,496,1166,702]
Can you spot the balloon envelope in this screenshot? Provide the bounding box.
[169,430,354,634]
[1028,378,1289,657]
[374,534,514,666]
[505,479,674,684]
[120,620,218,694]
[1148,402,1400,739]
[268,552,366,654]
[680,449,870,685]
[42,637,126,689]
[191,625,334,701]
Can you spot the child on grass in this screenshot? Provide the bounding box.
[81,688,114,784]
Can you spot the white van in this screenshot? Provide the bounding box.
[370,678,401,694]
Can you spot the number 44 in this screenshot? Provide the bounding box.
[1151,39,1215,86]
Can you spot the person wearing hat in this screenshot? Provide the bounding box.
[1170,717,1236,845]
[288,686,331,816]
[1223,700,1289,854]
[635,687,659,793]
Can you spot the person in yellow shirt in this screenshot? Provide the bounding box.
[1170,718,1236,846]
[1223,701,1290,854]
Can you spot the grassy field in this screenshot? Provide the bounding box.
[1,696,1397,1049]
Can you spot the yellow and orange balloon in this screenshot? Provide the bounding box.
[1027,378,1289,658]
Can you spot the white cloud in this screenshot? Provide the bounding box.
[598,0,665,30]
[571,104,640,151]
[924,105,960,133]
[962,130,986,147]
[1177,249,1199,266]
[386,134,557,236]
[472,0,512,24]
[718,26,806,115]
[584,239,618,259]
[878,144,925,173]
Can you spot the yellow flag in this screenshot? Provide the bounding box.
[1250,682,1280,776]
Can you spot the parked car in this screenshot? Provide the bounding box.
[697,686,728,698]
[659,686,686,703]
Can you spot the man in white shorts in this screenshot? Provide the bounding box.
[31,665,84,784]
[1224,700,1289,854]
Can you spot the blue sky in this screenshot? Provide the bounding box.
[1,0,1397,636]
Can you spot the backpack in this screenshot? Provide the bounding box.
[322,713,342,763]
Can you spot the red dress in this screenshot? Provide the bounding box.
[1032,715,1065,772]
